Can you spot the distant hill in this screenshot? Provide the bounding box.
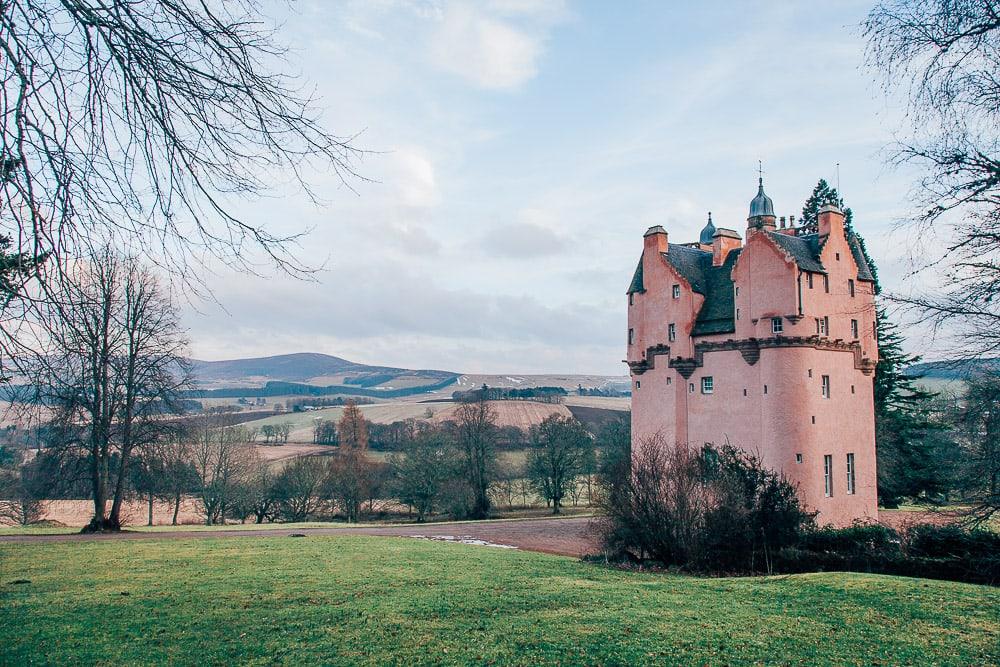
[188,353,459,392]
[904,357,1000,380]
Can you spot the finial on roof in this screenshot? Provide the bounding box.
[749,174,775,219]
[699,211,717,245]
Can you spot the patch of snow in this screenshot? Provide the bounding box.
[505,376,524,384]
[407,534,518,549]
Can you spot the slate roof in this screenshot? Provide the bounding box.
[848,233,875,282]
[691,248,742,336]
[626,258,645,294]
[766,232,826,273]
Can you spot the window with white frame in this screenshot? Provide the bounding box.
[846,453,856,495]
[668,323,676,342]
[821,375,831,398]
[771,317,783,334]
[672,284,680,299]
[816,316,829,335]
[701,376,714,394]
[824,455,833,497]
[851,319,859,338]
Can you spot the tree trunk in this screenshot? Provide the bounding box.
[172,492,181,525]
[147,492,154,526]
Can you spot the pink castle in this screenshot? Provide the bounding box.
[626,179,879,526]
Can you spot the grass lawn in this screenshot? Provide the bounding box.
[1,537,997,666]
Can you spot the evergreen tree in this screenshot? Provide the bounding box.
[800,179,854,234]
[802,179,953,505]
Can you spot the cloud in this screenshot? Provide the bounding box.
[427,2,565,90]
[480,220,569,258]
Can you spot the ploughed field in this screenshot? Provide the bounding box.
[1,537,997,665]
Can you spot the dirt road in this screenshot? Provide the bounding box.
[0,516,602,558]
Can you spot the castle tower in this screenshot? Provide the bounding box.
[626,179,879,526]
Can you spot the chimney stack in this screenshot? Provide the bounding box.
[712,228,742,266]
[643,225,668,255]
[818,204,845,239]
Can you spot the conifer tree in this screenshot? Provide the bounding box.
[802,179,954,505]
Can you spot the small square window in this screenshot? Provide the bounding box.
[771,317,783,334]
[796,453,803,464]
[701,376,714,394]
[672,284,681,299]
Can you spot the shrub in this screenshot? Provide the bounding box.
[598,437,813,573]
[904,524,1000,560]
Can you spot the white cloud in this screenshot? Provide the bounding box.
[427,2,565,90]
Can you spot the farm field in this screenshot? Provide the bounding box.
[1,536,997,665]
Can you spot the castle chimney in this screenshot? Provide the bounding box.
[779,216,786,228]
[712,228,742,266]
[643,225,668,255]
[789,215,796,227]
[818,204,845,239]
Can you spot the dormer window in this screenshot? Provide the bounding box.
[672,284,681,299]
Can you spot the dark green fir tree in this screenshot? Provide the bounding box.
[802,179,956,505]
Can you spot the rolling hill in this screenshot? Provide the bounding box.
[188,353,458,391]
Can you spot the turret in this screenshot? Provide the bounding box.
[747,177,776,234]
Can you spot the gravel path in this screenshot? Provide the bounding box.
[0,516,602,558]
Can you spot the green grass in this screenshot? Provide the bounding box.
[1,537,997,665]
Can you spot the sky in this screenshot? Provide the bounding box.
[183,0,927,375]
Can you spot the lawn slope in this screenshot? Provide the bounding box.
[1,537,997,665]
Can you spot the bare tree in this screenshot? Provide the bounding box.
[0,0,360,290]
[337,401,369,450]
[526,415,593,515]
[0,450,44,525]
[453,396,498,519]
[864,1,1000,356]
[956,371,1000,525]
[273,456,328,522]
[191,423,260,525]
[25,251,189,531]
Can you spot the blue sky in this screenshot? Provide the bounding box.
[184,0,925,375]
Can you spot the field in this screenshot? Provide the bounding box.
[1,536,997,665]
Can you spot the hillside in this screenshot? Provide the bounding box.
[905,357,1000,380]
[189,352,458,391]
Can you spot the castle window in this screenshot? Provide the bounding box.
[851,385,855,394]
[635,380,640,389]
[808,369,813,378]
[824,455,833,497]
[851,319,859,338]
[689,383,695,393]
[771,317,783,334]
[666,377,672,385]
[811,415,816,424]
[628,328,634,345]
[701,376,714,394]
[815,316,829,336]
[821,375,831,398]
[668,323,676,342]
[808,273,814,289]
[846,453,856,495]
[736,308,740,320]
[823,275,830,293]
[836,252,841,261]
[735,287,739,296]
[848,279,855,297]
[763,384,768,395]
[743,388,747,396]
[629,293,634,306]
[672,284,681,299]
[796,453,803,464]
